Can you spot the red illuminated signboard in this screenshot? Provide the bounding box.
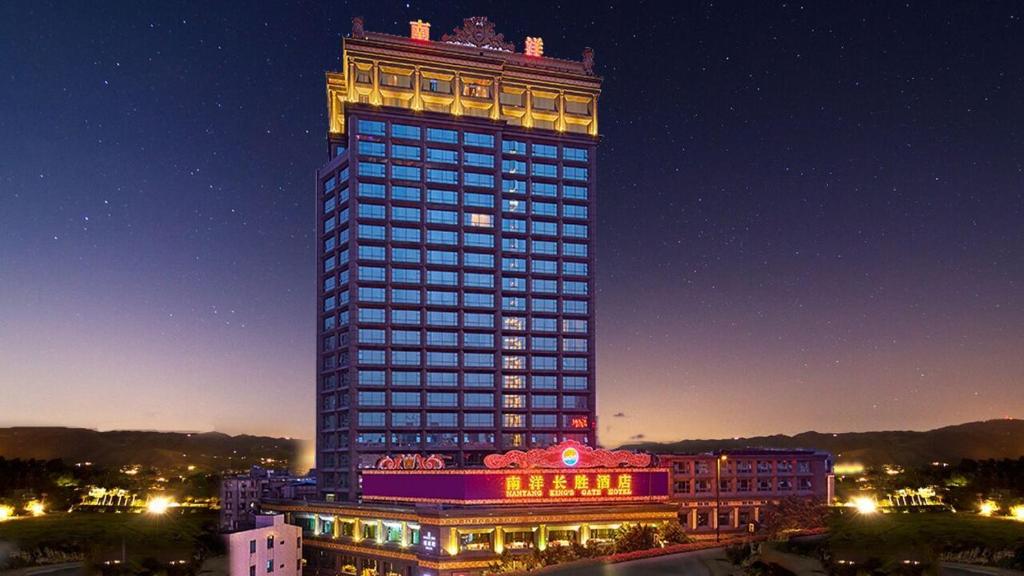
[362,468,669,505]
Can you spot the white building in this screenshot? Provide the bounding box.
[227,514,303,576]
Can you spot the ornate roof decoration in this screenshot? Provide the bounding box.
[441,17,514,52]
[351,16,365,38]
[376,453,446,470]
[582,47,595,75]
[483,440,652,469]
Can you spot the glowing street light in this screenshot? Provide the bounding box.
[978,500,999,517]
[25,500,45,516]
[1010,505,1024,522]
[0,505,13,521]
[851,496,878,515]
[146,496,173,515]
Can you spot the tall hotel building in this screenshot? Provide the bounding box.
[316,17,601,501]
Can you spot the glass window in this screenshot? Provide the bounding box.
[358,141,385,157]
[357,119,385,136]
[564,146,588,161]
[391,206,421,222]
[427,209,457,225]
[532,182,556,197]
[464,132,495,148]
[531,163,557,178]
[564,185,588,200]
[464,173,495,188]
[358,162,385,178]
[427,168,458,184]
[392,309,421,324]
[359,182,385,198]
[427,148,457,164]
[391,124,421,140]
[464,152,494,168]
[564,166,589,181]
[392,185,421,202]
[427,229,457,246]
[391,227,421,243]
[427,188,457,204]
[464,192,493,208]
[426,128,458,143]
[502,140,526,154]
[391,165,421,182]
[532,143,557,158]
[462,313,493,330]
[392,144,421,161]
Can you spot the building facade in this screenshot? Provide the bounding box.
[227,514,303,576]
[658,449,834,534]
[316,16,601,501]
[266,442,677,576]
[222,467,318,531]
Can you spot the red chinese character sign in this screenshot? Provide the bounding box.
[483,440,652,469]
[362,442,668,505]
[361,468,670,505]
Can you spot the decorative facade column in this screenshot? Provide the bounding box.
[452,72,463,115]
[556,90,566,132]
[524,86,534,128]
[370,61,382,106]
[493,526,504,553]
[352,518,362,542]
[412,67,423,111]
[491,78,501,120]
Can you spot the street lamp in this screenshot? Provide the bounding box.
[715,454,728,543]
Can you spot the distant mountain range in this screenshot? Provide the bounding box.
[0,427,302,472]
[618,419,1024,466]
[2,420,1021,473]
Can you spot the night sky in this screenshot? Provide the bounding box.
[1,1,1022,449]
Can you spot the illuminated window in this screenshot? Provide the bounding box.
[503,375,525,389]
[461,79,492,99]
[533,94,556,111]
[379,69,413,89]
[421,76,452,94]
[503,394,525,408]
[503,413,525,428]
[465,213,493,228]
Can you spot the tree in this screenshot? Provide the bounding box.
[614,523,660,553]
[658,520,690,545]
[759,497,828,540]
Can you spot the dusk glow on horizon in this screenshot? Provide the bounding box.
[1,2,1022,448]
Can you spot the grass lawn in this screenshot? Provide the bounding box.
[827,512,1024,562]
[0,510,220,562]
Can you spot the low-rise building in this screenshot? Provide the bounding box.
[227,514,303,576]
[658,449,834,534]
[265,442,677,576]
[221,467,316,531]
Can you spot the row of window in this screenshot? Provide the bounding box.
[326,181,589,207]
[353,391,588,408]
[351,411,586,429]
[357,159,589,183]
[343,431,569,448]
[348,371,589,390]
[322,308,592,334]
[670,460,813,474]
[353,350,589,370]
[673,477,815,494]
[326,206,590,237]
[356,119,589,162]
[329,193,589,221]
[354,330,588,350]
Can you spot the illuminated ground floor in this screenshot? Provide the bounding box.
[263,500,679,576]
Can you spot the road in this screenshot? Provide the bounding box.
[539,548,735,576]
[1,563,85,576]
